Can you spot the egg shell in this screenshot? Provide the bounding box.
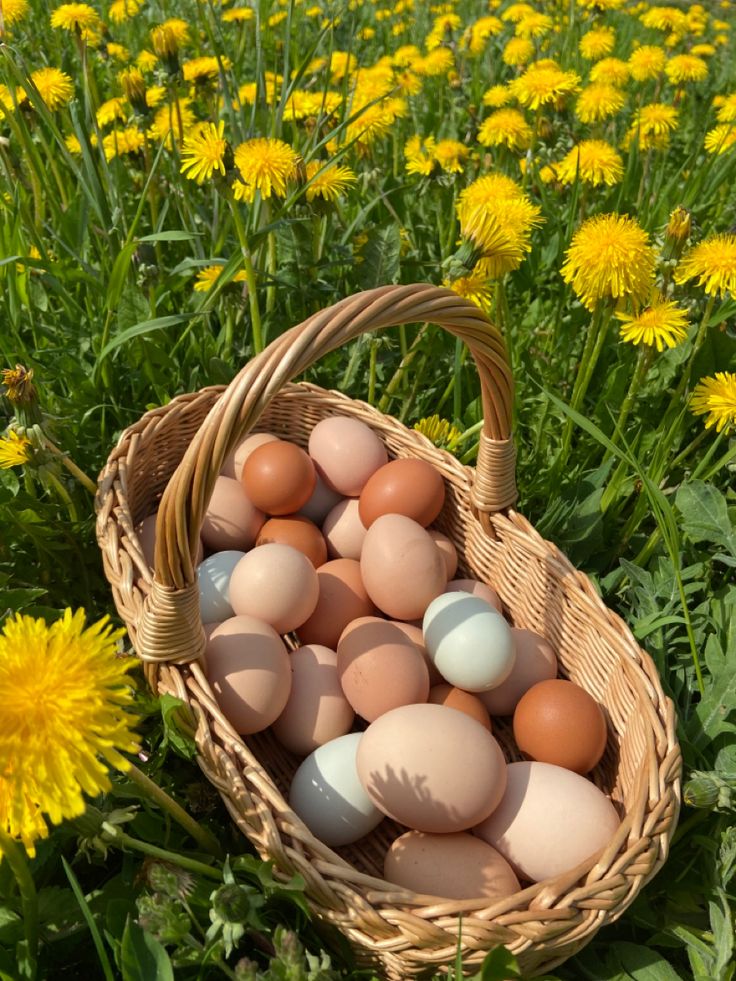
[445,578,503,613]
[289,732,384,847]
[360,514,446,621]
[513,679,608,774]
[322,498,367,561]
[271,645,355,756]
[256,515,328,569]
[206,616,291,734]
[200,477,266,552]
[308,416,388,496]
[197,550,246,623]
[221,432,278,481]
[242,440,316,515]
[298,473,343,525]
[384,831,520,900]
[423,592,515,692]
[427,529,458,580]
[390,621,442,685]
[428,684,492,732]
[357,703,507,833]
[136,514,203,570]
[479,628,557,717]
[359,458,445,529]
[337,617,430,722]
[229,544,319,634]
[474,761,620,883]
[297,559,376,649]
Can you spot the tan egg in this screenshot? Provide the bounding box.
[229,543,319,634]
[474,762,620,882]
[384,831,520,900]
[297,559,376,649]
[136,513,203,570]
[308,416,388,496]
[221,432,278,481]
[357,703,507,833]
[322,499,367,560]
[242,440,316,515]
[479,628,557,717]
[206,615,291,734]
[427,529,457,580]
[390,621,442,685]
[272,645,355,756]
[256,515,327,568]
[445,578,503,613]
[337,617,429,722]
[298,473,343,525]
[201,477,266,551]
[428,684,492,732]
[360,514,446,620]
[359,458,445,528]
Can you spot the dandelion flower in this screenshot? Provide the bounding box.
[413,414,462,447]
[625,103,679,151]
[674,234,736,298]
[109,0,143,24]
[478,109,532,152]
[222,7,255,22]
[0,85,25,113]
[148,98,196,146]
[443,274,493,312]
[327,51,357,82]
[590,57,630,86]
[704,125,736,155]
[0,609,139,856]
[1,365,36,404]
[666,206,691,245]
[136,50,158,72]
[29,67,74,111]
[561,213,657,310]
[233,137,300,200]
[118,67,147,111]
[555,140,624,187]
[405,135,437,176]
[50,2,101,33]
[0,430,32,468]
[501,3,535,23]
[579,26,615,60]
[690,373,736,432]
[628,45,667,82]
[426,12,462,50]
[617,298,689,350]
[515,12,553,39]
[180,121,228,183]
[666,55,708,85]
[418,48,455,76]
[716,93,736,124]
[96,97,127,127]
[2,0,29,27]
[640,6,688,34]
[193,265,247,292]
[304,160,356,202]
[65,133,82,154]
[183,56,231,84]
[433,139,469,174]
[691,43,716,58]
[510,62,581,110]
[463,16,503,55]
[576,83,625,124]
[502,38,535,68]
[482,84,512,108]
[103,126,145,161]
[457,174,543,277]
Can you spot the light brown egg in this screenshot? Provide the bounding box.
[384,831,520,900]
[200,476,266,552]
[256,515,327,568]
[359,458,445,528]
[297,559,376,649]
[322,498,367,560]
[308,416,388,496]
[390,621,442,685]
[445,578,503,612]
[221,432,278,481]
[428,684,492,732]
[206,615,291,734]
[480,628,557,717]
[337,617,429,722]
[427,529,458,580]
[228,543,319,634]
[271,645,355,756]
[242,440,316,515]
[136,513,203,570]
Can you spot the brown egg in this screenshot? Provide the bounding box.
[228,543,319,634]
[359,458,445,528]
[221,432,278,481]
[136,513,203,570]
[480,628,557,717]
[428,684,492,732]
[384,831,519,900]
[297,559,376,649]
[256,515,327,568]
[242,440,316,515]
[200,476,266,551]
[308,416,388,496]
[445,578,503,613]
[427,529,457,580]
[513,679,607,774]
[322,498,367,560]
[391,621,442,685]
[298,473,343,525]
[337,617,429,722]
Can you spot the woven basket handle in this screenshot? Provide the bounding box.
[140,284,515,664]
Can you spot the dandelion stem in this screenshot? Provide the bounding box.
[47,471,79,523]
[42,437,98,495]
[103,825,223,880]
[557,303,609,470]
[607,345,654,457]
[229,200,264,354]
[125,762,224,859]
[0,830,39,976]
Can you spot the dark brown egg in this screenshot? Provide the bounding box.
[256,515,327,568]
[241,440,316,516]
[297,559,376,649]
[358,458,445,528]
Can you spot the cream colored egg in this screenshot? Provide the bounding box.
[322,499,367,560]
[228,544,319,634]
[427,529,457,580]
[480,629,557,717]
[308,416,388,496]
[201,476,265,551]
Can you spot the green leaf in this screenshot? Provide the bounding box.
[477,947,522,980]
[96,314,194,363]
[137,231,201,243]
[356,225,401,290]
[62,857,115,981]
[159,693,198,761]
[675,481,736,558]
[120,917,175,981]
[611,942,686,980]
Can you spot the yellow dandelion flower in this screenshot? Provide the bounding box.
[233,137,299,200]
[457,174,543,277]
[690,372,736,432]
[180,120,228,184]
[0,84,25,113]
[344,98,407,150]
[576,83,625,124]
[625,103,679,151]
[502,37,535,67]
[561,213,657,311]
[148,98,196,146]
[482,84,512,108]
[666,54,708,84]
[183,56,231,83]
[136,49,158,72]
[103,126,145,160]
[426,12,462,50]
[106,42,129,62]
[628,45,667,82]
[590,57,630,86]
[145,85,165,108]
[0,609,139,857]
[674,234,736,298]
[222,7,254,21]
[509,62,581,110]
[304,160,356,202]
[716,93,736,123]
[462,16,503,56]
[118,67,146,111]
[2,0,29,27]
[393,69,423,96]
[442,274,493,312]
[555,140,624,187]
[640,6,688,34]
[109,0,143,23]
[501,2,535,22]
[268,9,287,26]
[578,0,625,8]
[419,48,455,76]
[579,26,615,60]
[393,45,421,68]
[328,51,357,82]
[65,133,82,154]
[515,12,553,39]
[705,125,736,155]
[617,298,689,351]
[50,2,101,33]
[29,67,74,111]
[193,264,247,292]
[691,43,716,57]
[666,206,691,244]
[433,139,469,173]
[159,17,189,44]
[478,108,532,152]
[96,97,127,127]
[405,135,437,176]
[0,430,32,468]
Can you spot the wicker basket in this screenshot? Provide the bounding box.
[96,284,681,979]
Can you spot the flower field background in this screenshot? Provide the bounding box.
[1,0,736,975]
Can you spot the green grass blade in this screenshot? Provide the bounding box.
[61,856,115,981]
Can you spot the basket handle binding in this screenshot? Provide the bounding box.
[139,284,516,664]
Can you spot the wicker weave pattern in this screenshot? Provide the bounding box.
[96,286,680,978]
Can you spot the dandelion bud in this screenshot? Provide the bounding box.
[136,893,191,945]
[666,206,691,246]
[1,363,37,406]
[119,67,148,114]
[684,770,736,811]
[151,25,179,74]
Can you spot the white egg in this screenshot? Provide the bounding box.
[289,732,384,847]
[197,550,246,623]
[423,592,516,692]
